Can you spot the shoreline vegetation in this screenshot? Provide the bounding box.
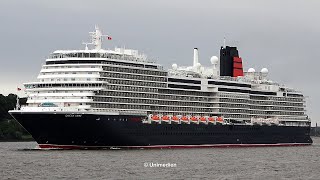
[0,94,32,141]
[0,93,319,142]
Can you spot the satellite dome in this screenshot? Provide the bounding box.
[261,68,268,73]
[210,56,219,64]
[196,63,201,68]
[172,63,178,70]
[248,68,255,73]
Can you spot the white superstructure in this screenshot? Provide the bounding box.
[21,26,310,127]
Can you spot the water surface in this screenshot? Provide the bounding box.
[1,137,320,179]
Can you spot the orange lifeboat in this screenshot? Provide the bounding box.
[162,115,170,121]
[152,115,160,121]
[172,116,179,122]
[181,116,189,122]
[191,116,198,122]
[200,116,207,122]
[217,116,223,122]
[208,117,215,122]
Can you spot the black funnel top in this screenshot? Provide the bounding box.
[220,46,239,77]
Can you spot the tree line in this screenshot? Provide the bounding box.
[0,94,32,141]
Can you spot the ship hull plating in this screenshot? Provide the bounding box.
[10,112,313,149]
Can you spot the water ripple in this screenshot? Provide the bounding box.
[1,137,320,179]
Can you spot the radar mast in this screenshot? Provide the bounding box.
[83,25,111,50]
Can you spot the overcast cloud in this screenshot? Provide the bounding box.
[0,0,319,125]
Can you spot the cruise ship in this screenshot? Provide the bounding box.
[9,26,312,149]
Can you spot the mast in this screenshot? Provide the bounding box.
[83,25,111,50]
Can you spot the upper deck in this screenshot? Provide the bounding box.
[47,48,157,65]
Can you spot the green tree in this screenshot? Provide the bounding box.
[0,94,30,140]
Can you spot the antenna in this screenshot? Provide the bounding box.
[83,25,112,50]
[223,37,226,48]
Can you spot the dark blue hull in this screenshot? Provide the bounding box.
[9,112,313,149]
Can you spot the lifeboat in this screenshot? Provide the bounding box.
[151,115,160,121]
[200,116,207,122]
[162,115,170,121]
[217,116,224,123]
[190,116,198,123]
[208,117,215,123]
[181,116,189,123]
[172,116,179,122]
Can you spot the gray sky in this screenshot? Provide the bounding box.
[0,0,319,125]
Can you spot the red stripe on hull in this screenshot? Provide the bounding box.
[39,143,312,150]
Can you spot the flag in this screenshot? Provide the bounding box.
[107,36,112,40]
[17,87,21,91]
